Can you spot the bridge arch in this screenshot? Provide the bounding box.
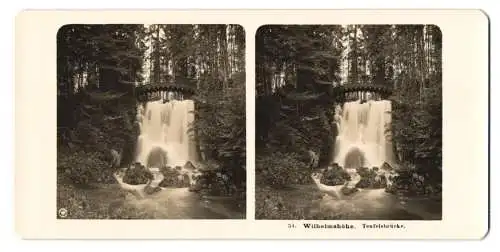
[136,77,196,103]
[331,84,393,102]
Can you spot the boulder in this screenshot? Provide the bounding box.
[355,167,386,189]
[183,161,197,171]
[158,166,179,187]
[122,164,154,185]
[341,186,359,196]
[189,174,206,192]
[144,184,162,195]
[176,173,191,187]
[157,165,194,188]
[320,165,350,186]
[188,171,204,192]
[381,162,393,172]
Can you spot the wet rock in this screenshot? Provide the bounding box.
[180,173,191,187]
[188,171,203,192]
[381,162,393,172]
[144,184,162,195]
[341,186,359,196]
[183,161,197,171]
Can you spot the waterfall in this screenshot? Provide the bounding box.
[135,97,197,168]
[332,99,394,169]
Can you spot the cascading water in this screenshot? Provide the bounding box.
[332,99,394,169]
[135,96,197,168]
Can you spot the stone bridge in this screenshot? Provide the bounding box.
[136,77,196,102]
[332,84,393,102]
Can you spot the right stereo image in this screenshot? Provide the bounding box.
[254,24,442,221]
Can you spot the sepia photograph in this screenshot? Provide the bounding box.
[255,24,443,220]
[56,24,246,219]
[16,9,488,239]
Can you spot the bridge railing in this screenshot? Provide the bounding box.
[136,83,196,103]
[332,85,393,102]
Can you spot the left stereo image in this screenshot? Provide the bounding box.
[56,24,246,219]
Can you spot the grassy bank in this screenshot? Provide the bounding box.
[57,183,151,219]
[255,184,441,220]
[57,182,246,219]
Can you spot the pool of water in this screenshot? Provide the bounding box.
[57,183,245,219]
[257,184,441,220]
[123,187,245,219]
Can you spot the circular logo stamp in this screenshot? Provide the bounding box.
[58,208,68,218]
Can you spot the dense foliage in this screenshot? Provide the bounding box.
[57,150,114,186]
[57,24,246,196]
[57,25,146,183]
[255,152,309,187]
[191,72,246,190]
[255,25,442,195]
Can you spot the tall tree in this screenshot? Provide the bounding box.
[255,24,442,186]
[57,24,146,164]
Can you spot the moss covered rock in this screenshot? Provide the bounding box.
[122,164,154,185]
[158,166,186,187]
[320,164,350,186]
[355,167,387,189]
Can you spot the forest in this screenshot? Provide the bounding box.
[255,25,442,219]
[57,24,246,219]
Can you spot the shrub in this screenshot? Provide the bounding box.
[255,152,308,187]
[191,74,246,176]
[255,185,348,220]
[255,186,310,220]
[57,151,112,186]
[391,84,442,187]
